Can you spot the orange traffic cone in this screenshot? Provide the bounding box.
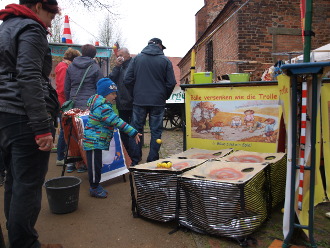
[63,15,73,44]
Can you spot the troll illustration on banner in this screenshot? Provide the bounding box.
[190,98,279,144]
[243,109,255,132]
[210,121,224,139]
[231,116,242,129]
[249,121,263,133]
[263,118,276,142]
[192,101,219,133]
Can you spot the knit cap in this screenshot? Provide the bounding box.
[97,78,117,97]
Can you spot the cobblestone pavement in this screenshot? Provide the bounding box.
[141,128,184,162]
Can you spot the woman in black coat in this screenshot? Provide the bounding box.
[64,44,104,110]
[0,1,62,247]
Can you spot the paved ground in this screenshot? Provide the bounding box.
[0,128,329,248]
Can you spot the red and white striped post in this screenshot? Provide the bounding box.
[297,81,307,210]
[63,15,73,44]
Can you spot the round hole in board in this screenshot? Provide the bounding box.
[241,167,254,173]
[265,156,276,160]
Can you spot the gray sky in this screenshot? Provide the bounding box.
[0,0,204,57]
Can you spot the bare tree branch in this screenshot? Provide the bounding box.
[60,0,119,16]
[97,14,123,47]
[48,15,62,43]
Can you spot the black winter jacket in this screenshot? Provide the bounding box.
[64,56,103,110]
[124,44,177,107]
[108,58,133,110]
[0,15,59,135]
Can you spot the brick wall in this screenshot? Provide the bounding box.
[194,2,239,81]
[196,0,228,40]
[178,55,193,84]
[204,7,239,79]
[183,0,330,82]
[236,0,330,80]
[312,2,330,46]
[237,0,302,79]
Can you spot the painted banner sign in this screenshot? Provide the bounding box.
[185,85,282,153]
[49,44,112,58]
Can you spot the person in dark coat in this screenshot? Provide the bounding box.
[0,1,63,247]
[64,44,104,110]
[124,38,177,166]
[109,47,133,153]
[64,44,103,173]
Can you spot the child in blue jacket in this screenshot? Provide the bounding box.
[83,78,141,198]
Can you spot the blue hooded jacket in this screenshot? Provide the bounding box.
[83,94,138,151]
[124,44,177,106]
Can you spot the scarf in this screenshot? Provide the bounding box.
[0,4,47,30]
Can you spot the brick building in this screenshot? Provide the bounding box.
[178,0,330,83]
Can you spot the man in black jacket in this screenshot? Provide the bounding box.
[109,47,133,153]
[124,38,176,166]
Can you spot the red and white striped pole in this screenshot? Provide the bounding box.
[297,81,307,210]
[63,15,73,44]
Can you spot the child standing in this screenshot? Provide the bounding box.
[83,78,141,198]
[243,109,255,132]
[231,116,242,129]
[210,121,224,140]
[263,118,276,142]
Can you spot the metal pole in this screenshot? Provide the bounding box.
[190,49,196,84]
[181,103,186,151]
[303,0,313,62]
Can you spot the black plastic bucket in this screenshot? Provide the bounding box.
[44,176,82,214]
